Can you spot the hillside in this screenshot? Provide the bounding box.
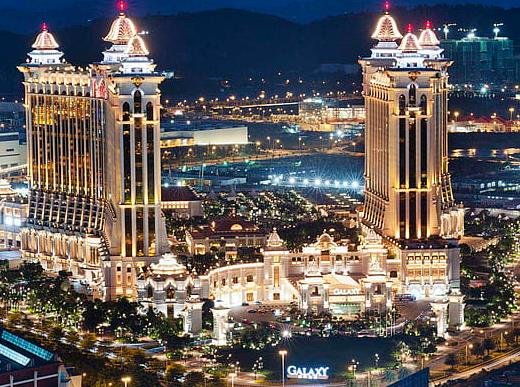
[1,5,520,97]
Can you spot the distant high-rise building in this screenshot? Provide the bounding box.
[18,2,169,300]
[441,33,519,85]
[359,5,465,330]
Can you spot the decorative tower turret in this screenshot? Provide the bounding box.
[359,2,464,301]
[27,23,64,65]
[95,1,169,300]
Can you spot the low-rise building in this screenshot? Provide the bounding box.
[0,328,74,387]
[136,253,207,334]
[185,217,267,256]
[161,186,203,218]
[160,121,248,148]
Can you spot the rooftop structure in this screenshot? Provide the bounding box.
[0,328,67,386]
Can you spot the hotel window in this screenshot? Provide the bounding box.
[246,275,254,283]
[408,84,417,106]
[399,118,406,187]
[221,278,226,286]
[409,116,417,189]
[146,102,153,121]
[274,266,280,288]
[246,293,254,302]
[134,90,142,113]
[398,94,406,115]
[232,277,239,284]
[273,293,280,301]
[420,95,427,115]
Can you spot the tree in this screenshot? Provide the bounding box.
[82,299,107,332]
[383,369,396,383]
[444,353,459,371]
[472,342,485,359]
[184,372,205,386]
[482,338,496,356]
[80,333,97,352]
[164,363,186,387]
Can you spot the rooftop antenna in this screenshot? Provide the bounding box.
[493,23,503,38]
[443,23,456,40]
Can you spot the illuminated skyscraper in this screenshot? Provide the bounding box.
[18,2,168,300]
[359,4,465,324]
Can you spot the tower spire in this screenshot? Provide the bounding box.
[384,1,390,14]
[371,1,402,41]
[118,0,128,14]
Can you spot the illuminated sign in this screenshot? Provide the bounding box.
[287,365,330,380]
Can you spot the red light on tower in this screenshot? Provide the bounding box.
[407,23,413,33]
[384,1,390,12]
[426,20,432,29]
[41,22,48,31]
[117,0,128,13]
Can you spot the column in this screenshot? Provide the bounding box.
[211,305,230,346]
[430,299,449,338]
[448,291,465,330]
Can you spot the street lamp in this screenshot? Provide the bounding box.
[465,343,473,364]
[374,353,379,369]
[509,107,515,121]
[228,372,236,387]
[121,376,131,387]
[279,350,288,387]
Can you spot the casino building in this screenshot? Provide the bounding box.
[358,2,465,331]
[15,1,464,336]
[18,1,169,300]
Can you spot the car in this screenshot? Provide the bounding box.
[247,309,257,313]
[241,302,249,306]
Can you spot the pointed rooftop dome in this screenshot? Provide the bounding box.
[104,1,137,45]
[418,21,440,47]
[267,228,284,248]
[32,23,60,50]
[371,1,403,41]
[399,25,422,52]
[125,35,149,57]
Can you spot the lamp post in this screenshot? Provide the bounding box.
[465,343,473,365]
[228,372,236,387]
[121,376,131,387]
[509,107,515,121]
[279,350,288,387]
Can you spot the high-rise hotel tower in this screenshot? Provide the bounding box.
[359,4,465,327]
[18,2,169,300]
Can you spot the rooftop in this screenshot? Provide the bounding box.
[0,329,57,373]
[162,186,201,202]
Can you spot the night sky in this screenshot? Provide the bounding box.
[0,0,517,33]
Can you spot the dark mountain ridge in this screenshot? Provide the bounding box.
[0,5,519,97]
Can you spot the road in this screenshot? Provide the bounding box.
[430,346,520,386]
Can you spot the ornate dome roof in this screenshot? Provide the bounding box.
[372,14,403,41]
[418,21,440,47]
[104,13,137,45]
[150,253,187,275]
[399,26,422,52]
[267,228,284,248]
[125,35,150,57]
[32,23,60,50]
